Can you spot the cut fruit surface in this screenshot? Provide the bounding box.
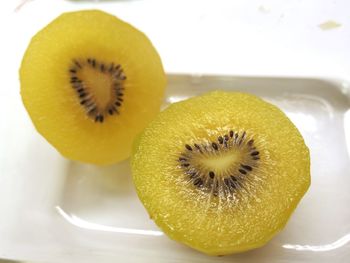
[132,91,310,255]
[20,10,166,165]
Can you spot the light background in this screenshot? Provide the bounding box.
[0,0,349,262]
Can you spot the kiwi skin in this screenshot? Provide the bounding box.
[132,91,310,256]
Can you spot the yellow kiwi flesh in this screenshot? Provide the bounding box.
[132,91,310,255]
[20,10,166,165]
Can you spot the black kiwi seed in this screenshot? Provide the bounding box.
[194,178,203,186]
[239,169,247,175]
[209,171,215,179]
[251,151,259,156]
[241,164,253,171]
[212,142,219,151]
[229,130,234,137]
[185,144,193,151]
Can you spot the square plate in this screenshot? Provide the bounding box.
[0,74,349,262]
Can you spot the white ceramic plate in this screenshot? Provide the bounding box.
[1,74,350,262]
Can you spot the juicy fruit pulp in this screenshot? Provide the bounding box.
[20,10,166,165]
[132,91,310,255]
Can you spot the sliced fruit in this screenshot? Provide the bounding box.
[20,10,166,165]
[132,91,310,255]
